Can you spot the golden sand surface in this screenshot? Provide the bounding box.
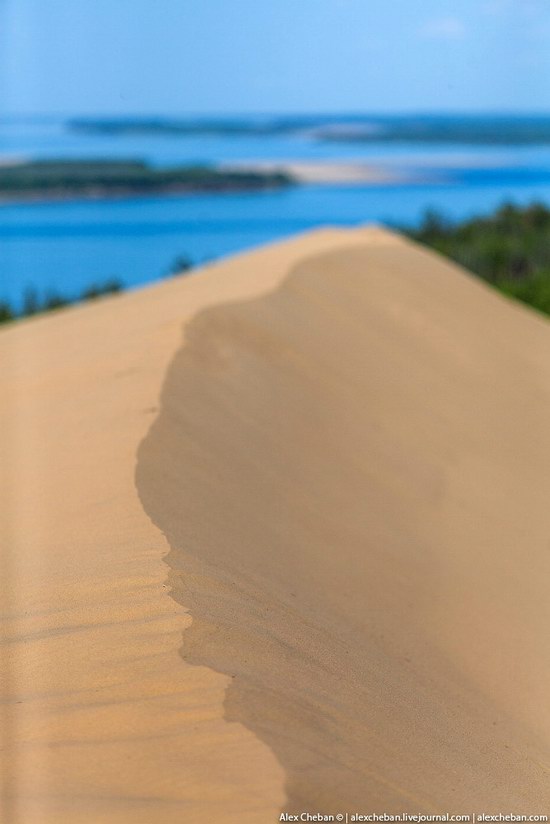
[222,160,401,184]
[2,227,550,822]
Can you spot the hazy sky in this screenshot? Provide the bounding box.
[1,0,549,115]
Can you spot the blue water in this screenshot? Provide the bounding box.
[2,119,550,307]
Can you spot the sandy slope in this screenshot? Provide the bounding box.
[1,227,550,822]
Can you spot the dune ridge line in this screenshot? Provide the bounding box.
[136,230,550,813]
[2,226,550,821]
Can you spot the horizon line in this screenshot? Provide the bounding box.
[3,109,550,121]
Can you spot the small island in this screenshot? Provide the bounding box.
[0,159,293,203]
[69,115,550,145]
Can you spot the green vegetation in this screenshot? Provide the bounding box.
[0,159,292,201]
[320,118,550,145]
[69,117,298,136]
[70,115,550,145]
[405,202,550,316]
[0,279,124,325]
[3,202,550,327]
[80,278,123,302]
[0,254,197,326]
[168,254,194,275]
[0,302,15,324]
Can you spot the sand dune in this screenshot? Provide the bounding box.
[2,227,550,822]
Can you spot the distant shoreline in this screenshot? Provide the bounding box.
[222,160,412,186]
[68,114,550,145]
[0,180,291,206]
[0,158,422,205]
[0,159,293,206]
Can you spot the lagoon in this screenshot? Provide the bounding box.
[2,118,550,307]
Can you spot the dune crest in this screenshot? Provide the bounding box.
[2,227,550,821]
[137,233,550,812]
